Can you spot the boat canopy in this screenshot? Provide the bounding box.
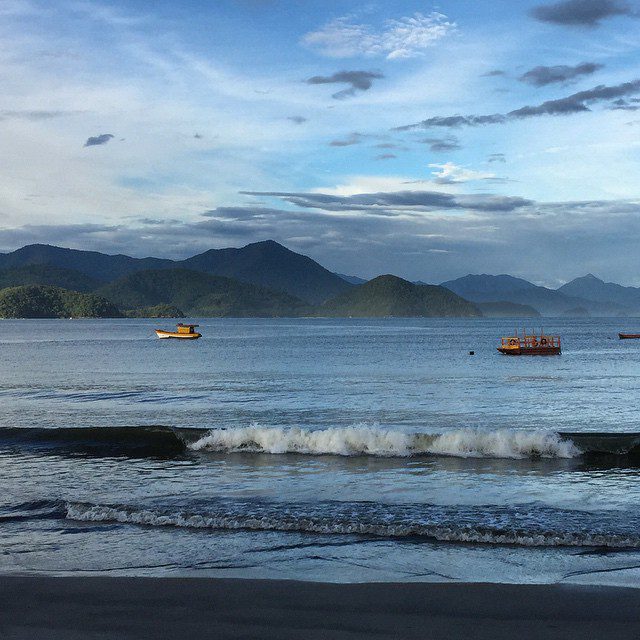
[176,323,199,334]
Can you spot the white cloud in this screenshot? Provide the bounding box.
[429,162,495,184]
[310,174,459,196]
[302,12,456,60]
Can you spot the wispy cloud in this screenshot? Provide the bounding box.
[306,70,384,99]
[302,12,456,60]
[429,162,496,184]
[421,136,461,152]
[0,0,39,17]
[0,110,82,121]
[329,132,365,147]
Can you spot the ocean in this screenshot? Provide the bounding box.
[1,317,640,586]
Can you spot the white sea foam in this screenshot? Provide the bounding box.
[65,502,637,548]
[188,425,580,459]
[424,428,579,459]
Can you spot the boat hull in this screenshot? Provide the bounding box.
[497,346,561,356]
[619,333,640,339]
[155,330,201,340]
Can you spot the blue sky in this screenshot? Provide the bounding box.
[1,0,640,284]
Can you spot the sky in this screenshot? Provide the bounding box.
[1,0,640,285]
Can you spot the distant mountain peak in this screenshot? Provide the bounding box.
[368,274,409,284]
[242,239,290,253]
[249,239,282,247]
[180,240,351,303]
[558,272,640,312]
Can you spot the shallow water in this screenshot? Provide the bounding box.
[1,317,640,585]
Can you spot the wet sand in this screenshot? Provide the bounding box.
[1,577,640,639]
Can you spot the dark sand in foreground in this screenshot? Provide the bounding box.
[1,577,640,639]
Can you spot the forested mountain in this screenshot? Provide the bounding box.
[320,275,481,317]
[0,285,120,318]
[96,269,311,317]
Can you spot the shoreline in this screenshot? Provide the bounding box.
[2,577,640,639]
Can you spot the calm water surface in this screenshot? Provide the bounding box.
[1,318,640,586]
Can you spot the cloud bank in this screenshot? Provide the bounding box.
[4,189,640,286]
[397,79,640,129]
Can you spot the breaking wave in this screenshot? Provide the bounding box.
[189,425,580,459]
[64,500,640,549]
[2,424,639,461]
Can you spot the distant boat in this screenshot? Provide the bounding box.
[498,329,561,355]
[155,323,201,340]
[619,333,640,339]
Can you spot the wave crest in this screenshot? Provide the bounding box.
[65,501,639,549]
[189,425,580,459]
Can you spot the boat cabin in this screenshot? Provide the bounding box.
[176,323,199,335]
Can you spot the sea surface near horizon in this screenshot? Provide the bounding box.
[1,317,640,586]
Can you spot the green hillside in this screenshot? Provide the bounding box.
[124,304,185,318]
[96,268,311,317]
[320,275,481,317]
[0,264,100,292]
[0,285,121,318]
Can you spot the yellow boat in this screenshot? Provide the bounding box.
[155,323,201,340]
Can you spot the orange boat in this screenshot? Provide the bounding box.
[619,333,640,339]
[155,323,201,340]
[498,329,561,355]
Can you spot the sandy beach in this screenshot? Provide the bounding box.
[1,577,639,639]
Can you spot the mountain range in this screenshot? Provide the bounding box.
[0,240,349,305]
[0,241,474,318]
[441,274,640,317]
[0,240,638,318]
